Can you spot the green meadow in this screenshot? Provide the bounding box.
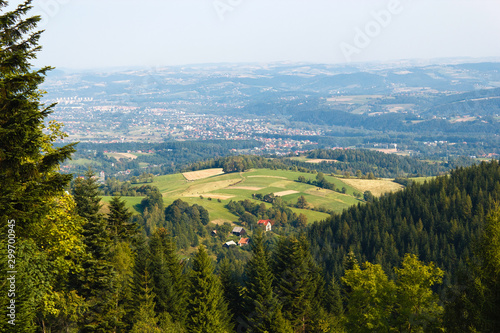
[105,168,370,225]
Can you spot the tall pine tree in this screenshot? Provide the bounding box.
[107,196,136,332]
[127,232,151,329]
[219,257,242,324]
[0,1,76,331]
[72,170,118,332]
[0,0,76,237]
[130,269,162,333]
[243,230,291,333]
[107,196,134,242]
[186,245,233,333]
[272,235,326,332]
[149,228,187,324]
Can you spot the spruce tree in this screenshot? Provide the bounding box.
[186,245,233,333]
[324,274,343,317]
[268,307,294,333]
[130,269,162,333]
[244,230,290,333]
[107,197,135,332]
[219,257,242,321]
[107,196,134,242]
[0,0,76,237]
[72,170,118,332]
[445,207,500,332]
[149,228,187,324]
[157,312,186,333]
[127,232,151,329]
[272,235,326,332]
[0,2,75,331]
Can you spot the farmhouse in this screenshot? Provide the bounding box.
[238,238,250,247]
[223,241,237,248]
[257,219,273,232]
[232,227,246,236]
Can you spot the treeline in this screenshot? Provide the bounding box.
[144,140,260,167]
[164,199,210,250]
[129,188,212,250]
[308,161,500,287]
[100,177,156,196]
[183,149,478,180]
[73,140,260,158]
[300,148,475,177]
[226,198,308,229]
[182,155,303,174]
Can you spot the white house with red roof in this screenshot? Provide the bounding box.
[257,219,273,232]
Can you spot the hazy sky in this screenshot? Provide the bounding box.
[12,0,500,69]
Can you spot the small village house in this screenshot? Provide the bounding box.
[232,227,246,236]
[223,240,237,248]
[257,219,273,232]
[238,238,250,247]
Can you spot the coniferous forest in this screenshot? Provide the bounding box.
[1,2,500,332]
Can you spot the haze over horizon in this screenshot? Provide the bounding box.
[15,0,499,70]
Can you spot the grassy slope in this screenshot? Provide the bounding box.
[340,178,404,197]
[104,168,400,225]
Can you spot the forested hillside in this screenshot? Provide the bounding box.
[303,148,475,177]
[182,150,476,178]
[308,161,500,285]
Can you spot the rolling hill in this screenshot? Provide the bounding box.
[101,168,406,225]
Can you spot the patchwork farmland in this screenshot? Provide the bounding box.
[102,168,406,226]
